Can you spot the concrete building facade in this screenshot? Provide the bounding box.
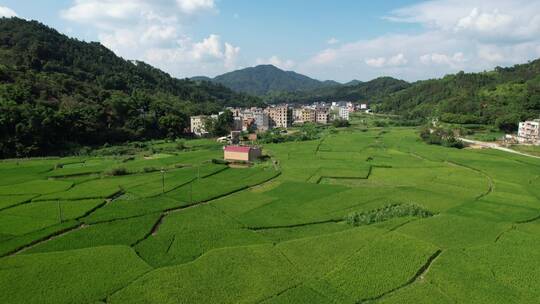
[338,107,350,121]
[253,112,270,131]
[316,110,329,124]
[190,116,208,136]
[267,106,292,128]
[518,120,540,144]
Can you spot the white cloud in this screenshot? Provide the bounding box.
[176,0,215,14]
[0,6,17,18]
[365,57,386,68]
[420,52,466,67]
[327,37,339,45]
[366,54,408,68]
[61,0,237,77]
[300,0,540,81]
[256,56,295,70]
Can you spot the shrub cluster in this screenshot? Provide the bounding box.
[105,167,128,176]
[419,127,464,149]
[345,203,433,226]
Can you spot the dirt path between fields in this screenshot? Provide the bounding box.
[459,138,540,159]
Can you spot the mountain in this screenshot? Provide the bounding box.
[0,18,261,158]
[379,60,540,129]
[199,65,341,96]
[263,76,410,104]
[344,80,363,86]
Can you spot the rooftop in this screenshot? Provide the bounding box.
[224,146,252,153]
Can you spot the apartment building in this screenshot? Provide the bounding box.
[267,105,292,128]
[338,107,350,121]
[316,110,329,124]
[253,111,270,131]
[518,120,540,145]
[302,108,316,124]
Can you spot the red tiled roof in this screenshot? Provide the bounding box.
[224,146,251,153]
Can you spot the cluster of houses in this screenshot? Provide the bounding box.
[191,101,367,136]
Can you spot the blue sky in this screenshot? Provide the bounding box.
[1,0,540,82]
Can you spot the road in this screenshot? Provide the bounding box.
[459,138,540,159]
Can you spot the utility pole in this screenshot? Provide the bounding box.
[161,168,165,193]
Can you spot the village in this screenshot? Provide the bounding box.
[190,101,369,163]
[190,101,369,137]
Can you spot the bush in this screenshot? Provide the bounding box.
[373,120,389,127]
[332,119,350,128]
[143,167,159,173]
[420,127,464,149]
[495,114,520,133]
[345,203,433,226]
[212,159,229,165]
[105,167,128,176]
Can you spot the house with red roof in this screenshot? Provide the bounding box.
[224,146,262,162]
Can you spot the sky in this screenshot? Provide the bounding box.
[1,0,540,82]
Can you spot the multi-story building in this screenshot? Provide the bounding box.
[293,108,303,123]
[302,108,316,124]
[267,105,292,128]
[253,111,270,131]
[338,107,350,121]
[518,120,540,144]
[316,110,329,124]
[232,116,243,131]
[190,116,208,136]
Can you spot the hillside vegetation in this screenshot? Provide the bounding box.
[379,62,540,129]
[0,18,260,158]
[264,76,410,104]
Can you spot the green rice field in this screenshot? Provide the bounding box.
[2,127,540,303]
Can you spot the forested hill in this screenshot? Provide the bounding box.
[378,61,540,129]
[0,18,260,158]
[197,64,340,96]
[263,77,410,104]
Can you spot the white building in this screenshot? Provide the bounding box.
[190,116,208,136]
[518,120,540,145]
[338,107,350,121]
[360,103,368,110]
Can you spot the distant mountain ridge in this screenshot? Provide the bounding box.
[193,65,341,96]
[263,76,411,104]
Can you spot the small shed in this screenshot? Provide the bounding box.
[224,146,262,162]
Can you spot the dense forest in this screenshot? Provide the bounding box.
[378,62,540,130]
[0,18,261,158]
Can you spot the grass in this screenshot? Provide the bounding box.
[24,214,161,254]
[2,126,540,303]
[108,244,300,304]
[0,246,152,304]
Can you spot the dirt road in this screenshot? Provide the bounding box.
[459,138,540,159]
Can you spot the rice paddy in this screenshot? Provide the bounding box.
[1,126,540,303]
